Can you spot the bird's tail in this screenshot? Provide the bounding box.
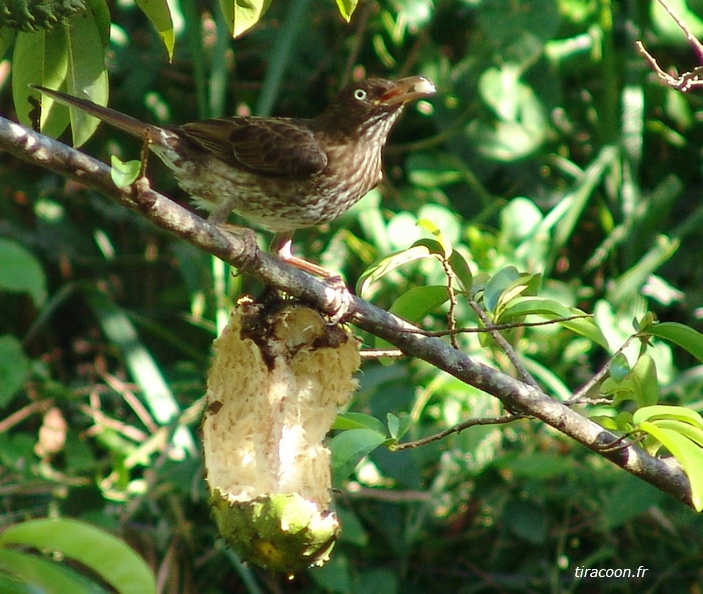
[30,85,168,144]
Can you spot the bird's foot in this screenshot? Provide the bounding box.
[321,274,355,325]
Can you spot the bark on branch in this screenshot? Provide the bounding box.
[0,115,693,508]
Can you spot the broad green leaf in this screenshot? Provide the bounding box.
[416,218,452,258]
[643,322,703,364]
[0,27,15,60]
[493,274,540,320]
[218,0,272,38]
[448,249,473,294]
[356,243,437,297]
[332,412,387,435]
[330,428,387,485]
[499,296,608,348]
[629,354,659,407]
[0,336,29,408]
[111,156,142,188]
[609,352,631,383]
[335,0,359,22]
[0,238,47,307]
[389,285,449,323]
[636,421,703,511]
[483,266,520,314]
[0,518,156,594]
[652,420,703,448]
[135,0,175,59]
[633,405,703,430]
[387,412,410,441]
[13,28,69,137]
[0,549,103,594]
[63,6,109,146]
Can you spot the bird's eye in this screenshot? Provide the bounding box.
[353,89,367,101]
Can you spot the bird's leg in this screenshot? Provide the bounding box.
[271,232,354,324]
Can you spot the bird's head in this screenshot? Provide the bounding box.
[315,76,436,140]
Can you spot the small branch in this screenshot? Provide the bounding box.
[0,115,695,508]
[637,0,703,92]
[469,299,540,391]
[393,412,523,450]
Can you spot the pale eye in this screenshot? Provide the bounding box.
[354,88,367,101]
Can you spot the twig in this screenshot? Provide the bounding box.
[393,412,523,450]
[469,299,540,391]
[637,0,703,92]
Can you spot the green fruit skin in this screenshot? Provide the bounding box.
[0,0,86,32]
[210,491,339,573]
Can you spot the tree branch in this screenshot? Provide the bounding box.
[0,115,693,508]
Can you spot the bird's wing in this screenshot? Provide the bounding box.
[181,118,328,176]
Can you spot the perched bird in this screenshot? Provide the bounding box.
[31,77,436,275]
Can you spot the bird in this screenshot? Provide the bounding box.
[30,77,436,276]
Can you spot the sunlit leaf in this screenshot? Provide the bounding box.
[330,428,387,485]
[110,156,142,188]
[633,405,703,430]
[636,421,703,511]
[335,0,359,22]
[0,518,156,594]
[332,412,387,435]
[218,0,272,38]
[135,0,175,59]
[643,322,703,364]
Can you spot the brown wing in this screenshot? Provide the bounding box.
[181,117,328,177]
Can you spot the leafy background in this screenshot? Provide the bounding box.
[2,0,703,592]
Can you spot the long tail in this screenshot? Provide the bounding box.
[30,85,168,144]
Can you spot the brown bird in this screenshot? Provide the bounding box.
[31,77,436,275]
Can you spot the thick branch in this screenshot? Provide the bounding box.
[0,115,693,507]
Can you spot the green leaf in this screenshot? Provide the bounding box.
[0,336,30,408]
[416,218,452,258]
[332,412,387,435]
[389,285,448,323]
[330,428,388,485]
[636,421,703,511]
[643,322,703,364]
[335,0,359,22]
[0,518,156,594]
[499,296,608,348]
[0,549,104,594]
[20,4,109,147]
[386,412,410,441]
[13,28,69,137]
[135,0,175,59]
[63,5,109,146]
[356,243,437,297]
[448,249,473,294]
[629,354,659,407]
[218,0,272,38]
[632,405,703,430]
[0,238,47,307]
[110,156,142,188]
[483,266,520,315]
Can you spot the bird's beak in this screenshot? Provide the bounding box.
[379,76,436,106]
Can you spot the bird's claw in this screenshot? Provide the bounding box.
[322,275,355,325]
